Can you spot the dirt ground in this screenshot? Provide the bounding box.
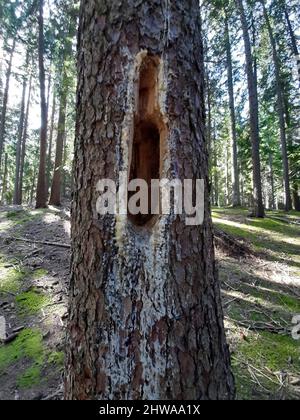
[0,205,299,400]
[0,206,70,400]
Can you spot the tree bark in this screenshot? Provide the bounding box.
[236,0,264,217]
[18,75,32,204]
[284,5,300,88]
[1,153,8,204]
[35,0,48,208]
[13,54,29,205]
[225,15,240,207]
[49,70,67,206]
[47,89,56,191]
[65,0,234,400]
[268,153,275,210]
[0,39,16,172]
[292,183,300,211]
[262,2,292,211]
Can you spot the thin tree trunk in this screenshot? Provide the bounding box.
[47,89,56,191]
[13,54,29,205]
[292,184,300,211]
[0,39,16,171]
[1,153,8,203]
[49,72,67,206]
[269,153,275,210]
[284,6,300,88]
[35,0,48,208]
[18,75,32,204]
[262,2,292,211]
[65,0,234,400]
[236,0,264,217]
[225,15,240,207]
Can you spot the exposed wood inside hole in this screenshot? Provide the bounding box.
[128,56,165,227]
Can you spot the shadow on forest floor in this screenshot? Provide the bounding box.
[213,207,300,400]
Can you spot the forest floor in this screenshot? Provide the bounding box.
[0,205,299,400]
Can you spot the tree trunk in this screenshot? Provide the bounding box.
[1,153,8,204]
[47,89,56,191]
[262,2,292,211]
[268,153,275,210]
[35,0,48,208]
[236,0,264,217]
[13,55,29,205]
[0,39,16,171]
[18,75,32,204]
[292,183,300,211]
[225,15,240,207]
[65,0,234,400]
[49,71,67,206]
[284,6,300,88]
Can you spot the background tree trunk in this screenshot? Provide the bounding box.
[49,70,67,206]
[0,39,16,172]
[65,0,234,400]
[13,54,29,205]
[236,0,264,217]
[35,0,48,208]
[47,89,56,191]
[18,75,32,204]
[225,14,240,207]
[284,5,300,88]
[262,2,292,211]
[1,153,8,204]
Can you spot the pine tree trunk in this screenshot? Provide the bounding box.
[35,0,48,208]
[18,75,32,204]
[236,0,264,217]
[1,153,8,204]
[292,184,300,211]
[225,15,240,207]
[13,56,28,205]
[49,71,67,206]
[0,39,16,171]
[269,153,275,210]
[284,6,300,88]
[262,2,292,211]
[47,89,56,191]
[65,0,234,400]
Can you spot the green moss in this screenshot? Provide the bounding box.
[276,294,300,314]
[0,263,27,293]
[17,365,42,389]
[241,331,300,372]
[0,329,44,371]
[16,289,50,315]
[48,351,64,367]
[32,268,48,279]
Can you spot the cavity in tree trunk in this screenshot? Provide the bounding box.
[18,75,32,204]
[262,2,292,211]
[0,39,16,172]
[236,0,264,217]
[36,0,48,208]
[65,0,234,400]
[225,14,240,207]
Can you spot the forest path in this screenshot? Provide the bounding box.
[0,206,299,400]
[213,207,300,400]
[0,206,70,400]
